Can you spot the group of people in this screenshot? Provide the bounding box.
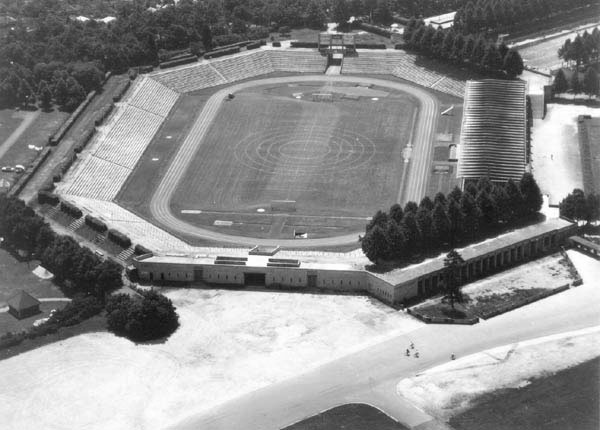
[405,341,456,361]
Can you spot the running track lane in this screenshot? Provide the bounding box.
[149,75,439,247]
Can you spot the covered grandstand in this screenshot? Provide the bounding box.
[457,79,527,185]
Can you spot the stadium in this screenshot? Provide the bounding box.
[44,36,571,305]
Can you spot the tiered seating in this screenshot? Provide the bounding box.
[269,50,327,73]
[458,79,527,182]
[152,63,227,92]
[341,51,399,74]
[212,51,274,82]
[430,77,466,99]
[60,156,132,201]
[93,105,163,169]
[128,76,179,117]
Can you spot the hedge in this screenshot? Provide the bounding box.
[272,41,281,47]
[108,229,131,248]
[394,43,406,49]
[49,90,97,146]
[159,55,198,69]
[95,104,114,126]
[112,79,131,102]
[85,214,108,233]
[7,147,52,197]
[203,47,241,59]
[356,22,392,38]
[246,41,262,50]
[134,244,152,255]
[355,43,387,49]
[60,201,83,218]
[37,191,60,205]
[74,128,96,153]
[290,41,319,48]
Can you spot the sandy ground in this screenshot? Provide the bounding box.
[0,290,422,430]
[396,326,600,420]
[531,103,600,205]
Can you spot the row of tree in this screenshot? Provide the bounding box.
[553,67,599,97]
[361,173,543,264]
[403,19,524,77]
[559,189,600,224]
[0,194,123,298]
[558,30,600,70]
[0,60,104,110]
[453,0,591,35]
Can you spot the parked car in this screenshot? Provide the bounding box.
[1,166,14,172]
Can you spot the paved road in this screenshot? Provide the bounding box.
[169,253,600,430]
[149,75,439,247]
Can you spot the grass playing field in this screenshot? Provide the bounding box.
[119,80,419,239]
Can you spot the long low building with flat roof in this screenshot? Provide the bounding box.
[133,218,576,306]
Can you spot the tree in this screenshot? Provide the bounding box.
[419,196,434,211]
[361,225,389,263]
[519,172,543,216]
[202,25,213,51]
[389,203,404,224]
[38,80,53,109]
[404,201,418,215]
[332,0,350,31]
[503,49,524,78]
[386,221,407,261]
[416,206,433,248]
[433,192,447,207]
[570,71,581,94]
[582,67,599,98]
[401,211,420,250]
[373,0,392,26]
[447,198,465,246]
[559,188,589,222]
[505,179,525,222]
[460,191,481,241]
[432,202,450,246]
[53,77,68,106]
[482,43,502,71]
[443,249,465,309]
[64,77,85,111]
[553,69,568,94]
[471,37,486,66]
[448,186,463,203]
[366,209,389,232]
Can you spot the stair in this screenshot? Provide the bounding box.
[117,246,135,262]
[67,217,85,232]
[325,65,341,75]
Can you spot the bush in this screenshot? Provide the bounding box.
[60,201,82,218]
[106,291,179,341]
[85,214,107,233]
[49,296,103,327]
[108,229,131,248]
[203,47,241,59]
[357,22,392,37]
[134,244,152,255]
[272,41,281,47]
[158,55,198,69]
[355,43,387,49]
[38,191,59,205]
[290,42,319,48]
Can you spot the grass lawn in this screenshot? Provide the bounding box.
[0,247,65,307]
[0,300,68,335]
[449,357,600,430]
[0,109,24,147]
[282,403,409,430]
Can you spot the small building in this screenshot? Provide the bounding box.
[7,291,41,319]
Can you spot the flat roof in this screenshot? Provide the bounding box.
[371,218,574,285]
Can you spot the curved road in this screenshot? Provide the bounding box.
[168,255,600,430]
[149,75,439,247]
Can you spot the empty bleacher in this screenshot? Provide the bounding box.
[61,155,132,201]
[152,62,227,92]
[92,105,163,169]
[458,79,527,182]
[269,50,327,73]
[212,51,274,82]
[128,76,180,117]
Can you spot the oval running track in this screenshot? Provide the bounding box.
[149,75,439,247]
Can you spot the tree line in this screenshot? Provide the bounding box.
[403,18,524,77]
[559,189,600,224]
[0,194,123,298]
[558,29,600,70]
[452,0,591,35]
[361,173,544,264]
[553,67,599,98]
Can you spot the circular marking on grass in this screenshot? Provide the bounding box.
[232,124,376,176]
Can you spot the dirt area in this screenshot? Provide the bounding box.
[413,253,579,320]
[531,103,600,206]
[397,326,600,422]
[0,289,422,430]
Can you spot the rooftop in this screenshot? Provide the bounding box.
[7,291,40,311]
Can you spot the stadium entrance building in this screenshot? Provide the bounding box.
[133,219,576,307]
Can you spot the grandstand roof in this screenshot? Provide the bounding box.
[457,79,527,182]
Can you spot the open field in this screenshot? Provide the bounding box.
[531,103,600,206]
[397,327,600,425]
[0,108,67,189]
[517,23,600,71]
[0,288,422,430]
[283,404,408,430]
[450,357,599,430]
